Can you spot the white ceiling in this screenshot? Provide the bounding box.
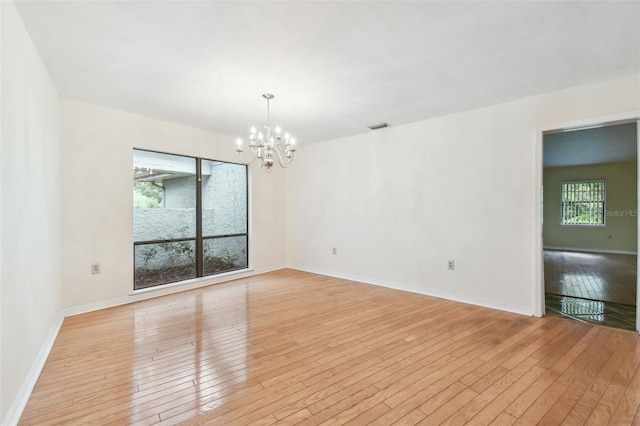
[15,1,640,145]
[544,122,638,168]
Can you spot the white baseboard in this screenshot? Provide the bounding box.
[286,264,533,317]
[2,314,64,426]
[544,246,637,255]
[62,265,285,317]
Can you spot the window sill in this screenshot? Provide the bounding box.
[560,224,606,228]
[129,268,254,296]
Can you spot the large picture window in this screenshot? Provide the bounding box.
[561,180,606,226]
[133,149,248,290]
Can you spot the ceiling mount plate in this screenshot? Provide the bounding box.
[368,122,390,130]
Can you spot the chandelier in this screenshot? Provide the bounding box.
[235,93,296,172]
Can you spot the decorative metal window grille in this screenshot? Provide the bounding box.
[560,180,605,226]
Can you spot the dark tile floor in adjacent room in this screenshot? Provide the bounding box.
[544,250,637,331]
[545,293,636,331]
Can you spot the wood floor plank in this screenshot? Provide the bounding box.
[535,329,616,425]
[391,408,427,425]
[440,358,538,425]
[489,412,518,426]
[513,328,610,425]
[296,385,380,425]
[417,381,468,416]
[609,361,640,425]
[18,269,640,426]
[416,387,477,425]
[343,402,390,425]
[504,326,600,419]
[561,390,601,426]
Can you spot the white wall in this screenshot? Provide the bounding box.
[1,0,4,415]
[286,74,640,315]
[59,99,286,310]
[1,1,62,422]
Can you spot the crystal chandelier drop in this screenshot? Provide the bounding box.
[235,93,296,172]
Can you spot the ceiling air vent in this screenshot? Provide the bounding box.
[368,122,391,130]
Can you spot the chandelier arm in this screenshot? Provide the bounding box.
[273,142,291,153]
[235,150,259,166]
[274,147,294,168]
[274,142,296,156]
[277,159,294,168]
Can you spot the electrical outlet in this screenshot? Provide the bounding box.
[91,263,101,274]
[448,260,455,270]
[332,247,337,255]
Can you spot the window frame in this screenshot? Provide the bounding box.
[133,148,249,290]
[559,179,606,227]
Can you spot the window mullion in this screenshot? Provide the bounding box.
[196,158,203,277]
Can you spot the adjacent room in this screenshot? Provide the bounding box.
[543,123,638,331]
[2,1,640,425]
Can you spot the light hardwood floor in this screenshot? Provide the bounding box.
[20,269,640,425]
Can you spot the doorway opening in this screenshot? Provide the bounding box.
[542,121,638,331]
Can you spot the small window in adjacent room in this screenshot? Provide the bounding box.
[560,180,606,226]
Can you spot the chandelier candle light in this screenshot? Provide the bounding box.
[236,93,296,172]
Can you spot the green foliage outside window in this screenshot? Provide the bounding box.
[134,182,163,208]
